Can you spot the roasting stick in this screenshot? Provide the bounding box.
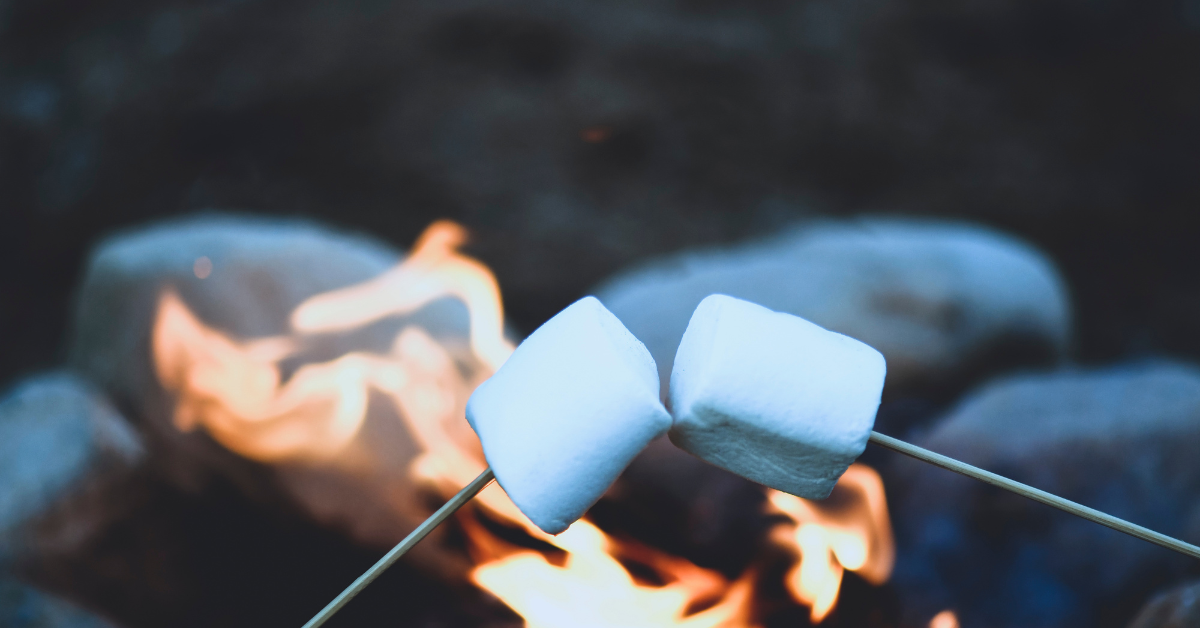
[302,468,496,628]
[868,431,1200,560]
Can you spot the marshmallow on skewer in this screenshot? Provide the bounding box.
[669,294,886,499]
[467,296,671,534]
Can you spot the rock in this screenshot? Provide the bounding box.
[68,213,401,408]
[595,218,1071,400]
[0,372,144,563]
[1128,581,1200,628]
[68,214,397,532]
[889,362,1200,628]
[0,371,492,628]
[66,215,492,576]
[0,373,138,628]
[0,575,118,628]
[596,217,1071,569]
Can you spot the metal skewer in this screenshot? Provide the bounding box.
[868,431,1200,560]
[302,467,495,628]
[304,431,1200,627]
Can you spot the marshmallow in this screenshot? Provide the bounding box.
[669,294,886,499]
[467,297,671,534]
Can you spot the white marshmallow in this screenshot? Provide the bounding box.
[669,294,886,499]
[467,297,671,534]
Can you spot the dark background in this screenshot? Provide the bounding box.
[2,0,1200,394]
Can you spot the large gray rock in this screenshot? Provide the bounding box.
[1128,580,1200,628]
[69,213,401,407]
[890,362,1200,628]
[69,214,399,530]
[0,373,144,560]
[598,217,1072,569]
[594,218,1071,398]
[0,373,138,628]
[66,215,488,576]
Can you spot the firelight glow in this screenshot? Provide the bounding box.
[290,220,514,371]
[930,610,960,628]
[151,219,895,626]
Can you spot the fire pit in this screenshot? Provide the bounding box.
[3,212,1198,628]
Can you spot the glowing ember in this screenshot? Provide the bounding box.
[580,126,612,143]
[766,464,895,622]
[151,219,896,627]
[929,610,959,628]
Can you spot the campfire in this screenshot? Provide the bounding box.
[149,219,897,626]
[12,213,1183,628]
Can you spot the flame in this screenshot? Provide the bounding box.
[930,610,959,628]
[766,465,895,622]
[290,220,513,371]
[151,219,896,627]
[471,520,755,628]
[154,289,362,461]
[152,221,512,466]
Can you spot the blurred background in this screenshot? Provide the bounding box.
[3,0,1200,627]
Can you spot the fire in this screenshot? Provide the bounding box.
[471,520,755,628]
[151,219,895,626]
[766,465,895,622]
[290,220,513,371]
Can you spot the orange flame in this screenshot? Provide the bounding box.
[766,464,895,622]
[152,221,511,468]
[290,220,513,371]
[470,520,756,628]
[154,289,365,461]
[151,219,895,627]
